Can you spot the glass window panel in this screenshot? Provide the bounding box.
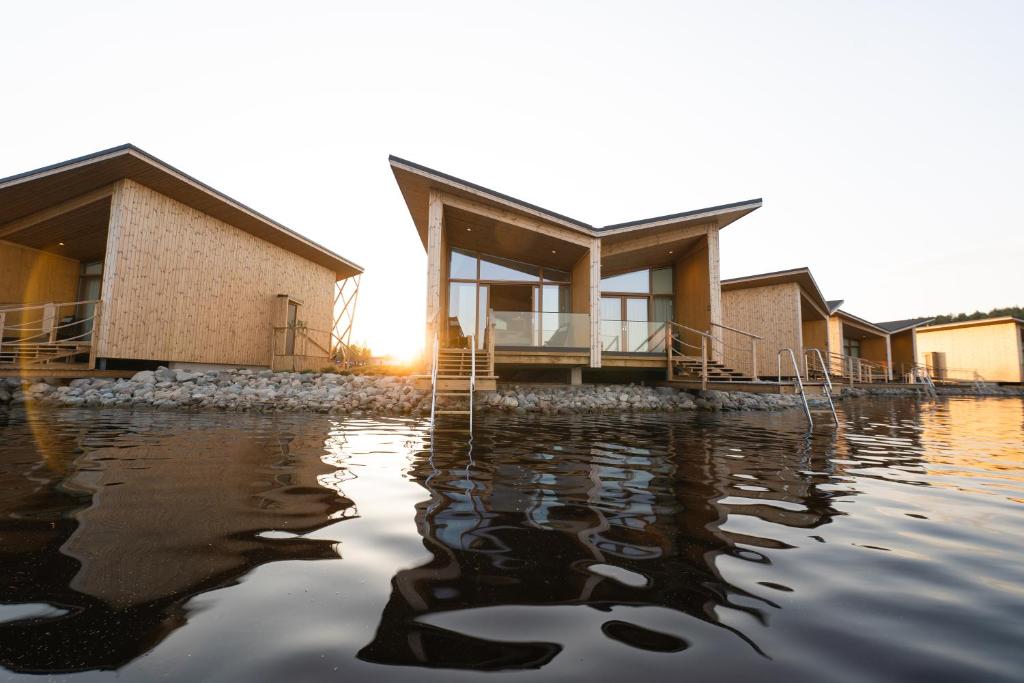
[543,267,570,283]
[651,297,674,323]
[82,261,103,275]
[652,267,673,294]
[542,285,569,313]
[600,269,650,293]
[600,297,622,321]
[448,282,477,341]
[479,255,541,282]
[625,298,648,322]
[449,250,477,279]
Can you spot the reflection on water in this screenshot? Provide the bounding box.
[0,398,1022,681]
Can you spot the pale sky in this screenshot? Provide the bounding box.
[2,1,1021,357]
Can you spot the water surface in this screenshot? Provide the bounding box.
[1,397,1022,681]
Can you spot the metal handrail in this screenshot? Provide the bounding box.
[0,299,99,313]
[429,333,439,425]
[779,348,814,427]
[804,348,838,424]
[468,334,476,433]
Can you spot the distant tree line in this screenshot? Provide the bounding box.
[926,305,1024,325]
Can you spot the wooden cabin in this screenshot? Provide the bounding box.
[876,317,935,381]
[826,301,892,382]
[915,317,1024,383]
[0,145,362,376]
[389,155,762,386]
[720,267,831,379]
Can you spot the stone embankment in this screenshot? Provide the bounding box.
[1,368,1021,416]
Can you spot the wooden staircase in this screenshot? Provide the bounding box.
[432,347,497,419]
[669,355,754,383]
[0,341,91,367]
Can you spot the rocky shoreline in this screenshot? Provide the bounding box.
[1,367,1022,416]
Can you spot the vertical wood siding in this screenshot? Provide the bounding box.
[0,240,80,306]
[721,283,801,377]
[916,322,1023,383]
[96,180,334,365]
[673,236,711,353]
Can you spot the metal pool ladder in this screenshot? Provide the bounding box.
[779,348,838,428]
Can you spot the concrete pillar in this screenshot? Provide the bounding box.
[570,366,583,385]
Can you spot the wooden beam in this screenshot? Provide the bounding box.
[0,185,114,239]
[706,227,723,362]
[439,192,593,248]
[600,223,710,257]
[588,240,602,368]
[425,190,444,352]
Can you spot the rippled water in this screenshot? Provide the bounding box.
[1,397,1022,682]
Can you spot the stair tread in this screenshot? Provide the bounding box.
[435,409,472,415]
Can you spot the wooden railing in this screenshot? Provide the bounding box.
[711,321,763,379]
[0,300,100,367]
[665,321,711,390]
[807,350,890,384]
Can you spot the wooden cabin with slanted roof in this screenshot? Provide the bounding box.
[915,317,1024,383]
[826,300,892,382]
[876,317,935,381]
[720,267,832,380]
[0,145,362,377]
[389,155,763,390]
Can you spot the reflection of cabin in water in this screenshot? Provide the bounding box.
[389,155,763,387]
[0,145,362,376]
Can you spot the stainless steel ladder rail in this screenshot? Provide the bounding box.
[469,336,476,434]
[429,332,439,425]
[805,348,839,425]
[779,347,814,427]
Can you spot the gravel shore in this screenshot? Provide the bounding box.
[1,367,1021,416]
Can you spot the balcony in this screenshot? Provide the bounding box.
[491,311,590,350]
[600,320,668,354]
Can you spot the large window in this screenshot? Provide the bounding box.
[447,248,570,346]
[600,267,673,353]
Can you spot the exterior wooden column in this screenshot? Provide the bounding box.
[706,226,723,362]
[425,190,444,355]
[589,239,601,368]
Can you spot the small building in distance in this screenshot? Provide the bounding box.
[875,317,935,381]
[827,300,892,382]
[720,267,831,379]
[915,317,1024,383]
[0,145,362,375]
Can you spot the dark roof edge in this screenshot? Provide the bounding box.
[721,266,812,284]
[388,154,594,231]
[600,198,762,231]
[876,318,937,333]
[2,144,363,275]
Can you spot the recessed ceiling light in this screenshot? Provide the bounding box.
[551,250,556,254]
[58,242,65,246]
[668,250,673,254]
[466,227,471,232]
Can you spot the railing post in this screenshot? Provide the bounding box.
[665,326,673,381]
[88,301,101,370]
[701,336,708,392]
[751,338,758,380]
[43,303,58,343]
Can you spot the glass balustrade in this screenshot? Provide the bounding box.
[600,321,668,353]
[491,311,590,349]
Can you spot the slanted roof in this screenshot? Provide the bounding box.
[0,145,362,280]
[388,155,762,247]
[826,299,844,314]
[833,307,890,336]
[876,317,936,334]
[918,316,1024,332]
[721,267,829,316]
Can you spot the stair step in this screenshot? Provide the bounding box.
[435,410,472,415]
[435,391,470,396]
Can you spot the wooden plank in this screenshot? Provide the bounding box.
[425,190,444,353]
